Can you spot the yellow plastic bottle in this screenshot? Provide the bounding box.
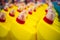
[10,10,37,40]
[37,8,60,40]
[0,12,11,38]
[0,4,18,40]
[7,4,37,40]
[1,5,37,40]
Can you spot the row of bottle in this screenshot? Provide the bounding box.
[0,1,44,24]
[0,2,45,40]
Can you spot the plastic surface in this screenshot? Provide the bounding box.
[37,5,60,40]
[37,19,60,40]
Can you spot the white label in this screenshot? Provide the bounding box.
[0,12,5,19]
[10,9,14,14]
[46,9,55,21]
[18,10,27,21]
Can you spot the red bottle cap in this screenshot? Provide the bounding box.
[0,13,6,22]
[43,16,53,24]
[9,10,15,17]
[45,10,48,14]
[0,18,6,22]
[16,10,27,24]
[29,11,32,15]
[4,6,8,11]
[43,8,55,24]
[17,9,21,12]
[4,8,8,11]
[34,9,36,12]
[28,8,32,15]
[9,13,15,17]
[17,7,23,12]
[16,18,25,24]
